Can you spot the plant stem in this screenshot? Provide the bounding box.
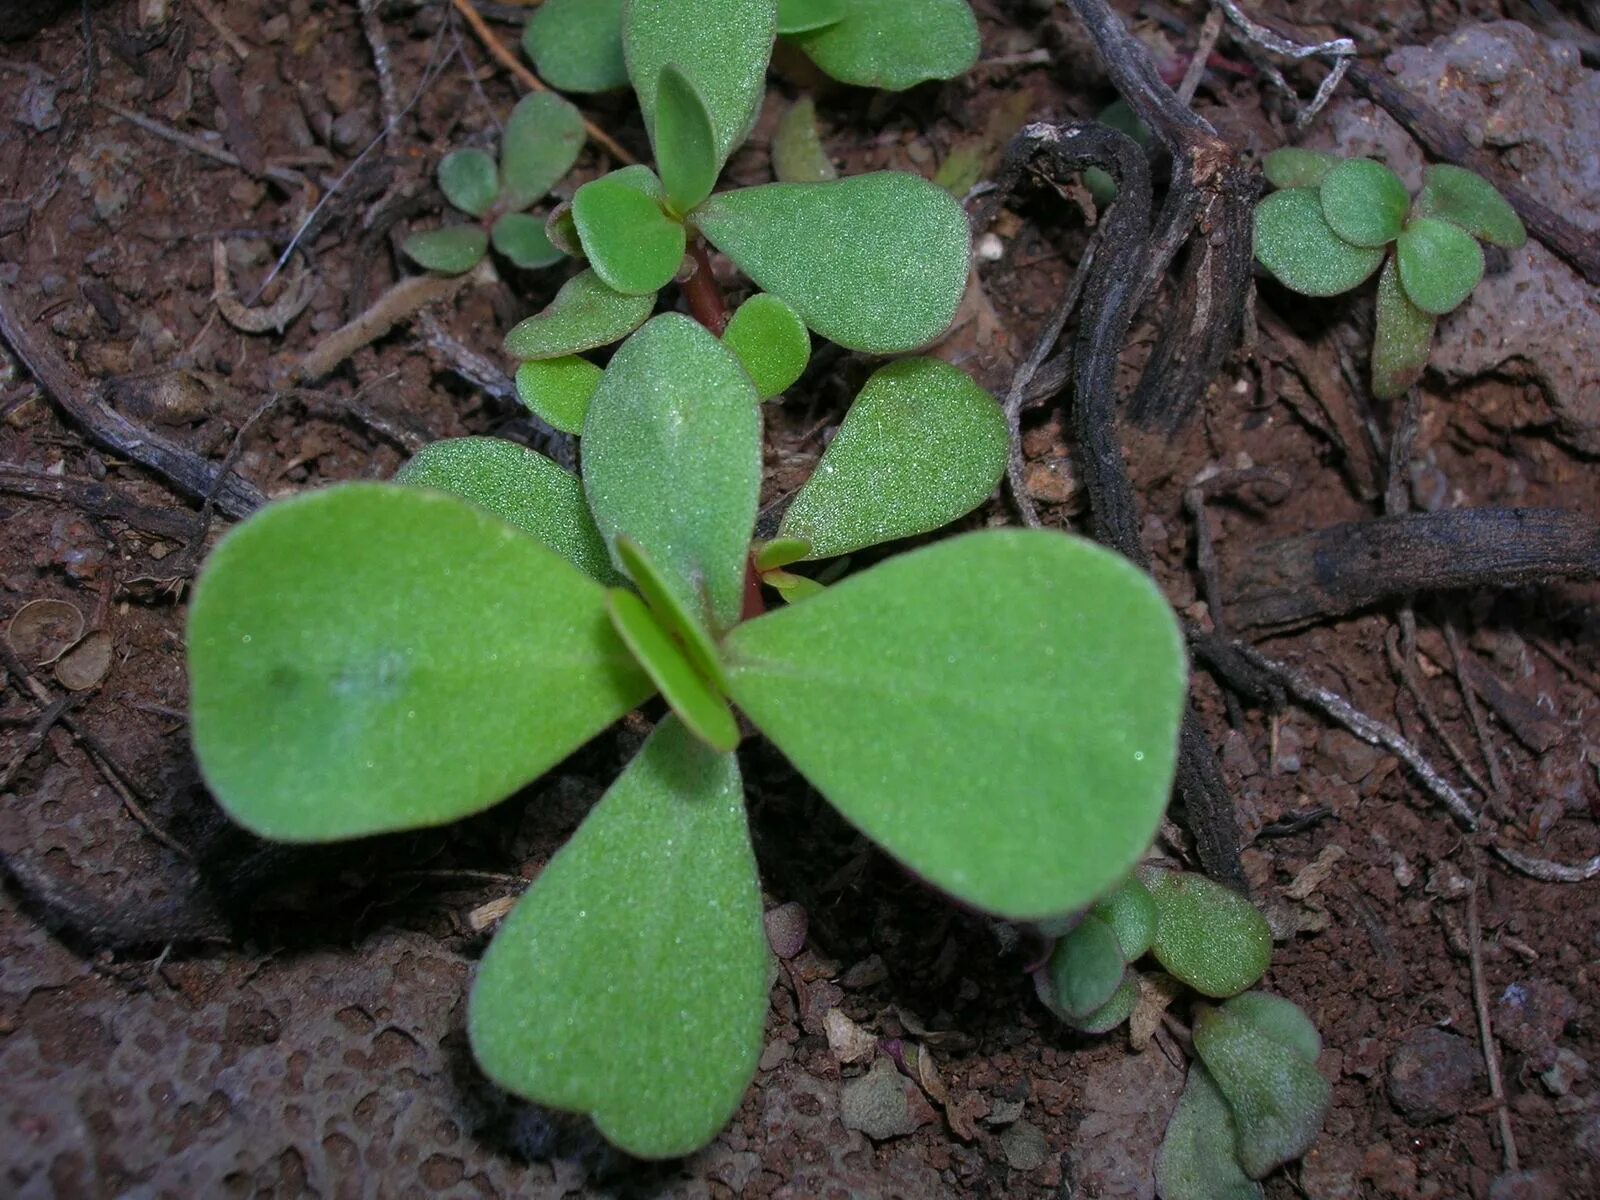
[683,238,729,335]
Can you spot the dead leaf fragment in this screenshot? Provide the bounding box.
[824,1008,877,1064]
[213,240,316,334]
[999,1118,1049,1171]
[1130,971,1186,1051]
[839,1056,934,1141]
[7,599,85,666]
[914,1044,948,1104]
[55,629,112,691]
[1285,843,1348,900]
[945,1090,989,1141]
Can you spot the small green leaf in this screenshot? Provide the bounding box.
[777,358,1005,558]
[1156,1065,1264,1200]
[1261,147,1339,190]
[725,530,1187,919]
[572,166,686,296]
[402,226,489,274]
[615,536,728,693]
[439,148,500,218]
[1415,163,1525,248]
[772,97,838,184]
[1395,216,1485,315]
[607,589,739,750]
[722,292,811,399]
[522,0,629,93]
[1254,188,1384,297]
[1319,158,1408,248]
[499,92,586,210]
[468,715,766,1159]
[1143,868,1272,998]
[1090,873,1158,961]
[694,173,969,353]
[1220,992,1322,1065]
[654,65,719,215]
[1069,972,1138,1035]
[767,569,825,603]
[1371,255,1434,400]
[583,314,761,632]
[753,536,812,572]
[394,437,619,584]
[789,0,979,90]
[777,0,844,34]
[515,355,602,434]
[502,269,656,360]
[187,484,651,840]
[1048,914,1126,1020]
[545,201,584,258]
[492,212,564,269]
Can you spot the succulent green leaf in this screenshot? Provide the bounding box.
[766,569,825,603]
[724,530,1187,919]
[439,148,499,218]
[615,536,728,693]
[187,484,651,840]
[502,269,656,360]
[1193,1002,1332,1178]
[521,0,629,92]
[1261,147,1339,190]
[789,0,979,90]
[1254,188,1383,297]
[695,174,970,353]
[1220,992,1322,1065]
[777,358,1004,558]
[545,201,584,258]
[499,92,586,210]
[777,0,844,34]
[394,437,619,584]
[654,65,720,215]
[1371,255,1434,400]
[754,536,812,572]
[624,0,777,168]
[1415,164,1525,248]
[1143,868,1272,998]
[572,168,686,296]
[1090,872,1158,961]
[514,355,603,434]
[468,715,766,1159]
[492,212,565,269]
[583,314,761,632]
[1068,972,1137,1034]
[607,589,739,751]
[722,292,811,399]
[1395,216,1485,315]
[1319,158,1409,248]
[1048,914,1126,1020]
[772,97,838,184]
[1155,1065,1264,1200]
[402,226,489,274]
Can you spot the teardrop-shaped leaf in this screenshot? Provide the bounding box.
[500,92,586,210]
[777,358,1004,558]
[572,167,686,296]
[615,536,727,693]
[1069,972,1137,1034]
[722,292,811,399]
[624,0,777,169]
[468,715,766,1159]
[754,536,812,571]
[503,269,656,360]
[394,437,619,584]
[583,314,761,632]
[515,355,602,434]
[724,530,1187,919]
[1090,872,1158,961]
[1262,147,1339,190]
[1193,1002,1332,1178]
[766,569,824,603]
[1254,188,1383,297]
[187,484,651,840]
[1415,163,1525,248]
[1143,868,1272,998]
[402,226,489,274]
[789,0,979,91]
[1371,255,1434,400]
[545,201,584,258]
[607,589,739,751]
[1156,1065,1264,1200]
[777,0,844,34]
[772,96,838,184]
[1319,158,1408,248]
[1395,216,1485,315]
[492,211,565,269]
[694,175,970,353]
[522,0,629,93]
[1049,914,1126,1020]
[1221,992,1322,1065]
[439,148,500,218]
[654,65,719,215]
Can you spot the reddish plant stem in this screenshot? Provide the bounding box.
[683,238,729,335]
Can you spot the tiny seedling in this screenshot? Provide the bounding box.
[1253,151,1526,399]
[402,92,586,274]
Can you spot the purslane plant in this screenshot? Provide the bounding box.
[1253,150,1526,399]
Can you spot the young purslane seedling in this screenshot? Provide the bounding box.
[402,92,586,274]
[1253,151,1526,399]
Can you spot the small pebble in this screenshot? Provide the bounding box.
[1386,1027,1484,1124]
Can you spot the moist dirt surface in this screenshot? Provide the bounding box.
[1,2,1597,1198]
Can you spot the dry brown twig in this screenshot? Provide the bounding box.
[1466,858,1520,1172]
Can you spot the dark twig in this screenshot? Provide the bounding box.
[1466,858,1520,1171]
[1445,623,1512,813]
[0,696,71,793]
[0,464,201,540]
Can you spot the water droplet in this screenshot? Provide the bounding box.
[1133,750,1145,762]
[241,635,252,644]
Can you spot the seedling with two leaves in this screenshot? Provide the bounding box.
[1254,151,1526,399]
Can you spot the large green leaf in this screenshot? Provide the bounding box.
[1319,158,1408,248]
[1253,187,1383,297]
[503,269,657,360]
[1155,1065,1263,1200]
[439,148,499,217]
[394,437,619,584]
[522,0,629,92]
[572,166,686,296]
[514,356,602,435]
[721,292,811,399]
[693,174,970,353]
[788,0,979,91]
[1143,867,1272,998]
[1261,147,1338,190]
[777,0,844,33]
[187,485,651,840]
[777,358,1005,558]
[402,226,488,274]
[499,92,586,210]
[724,530,1187,919]
[583,314,761,632]
[468,715,767,1159]
[623,0,777,169]
[654,65,720,215]
[1395,216,1484,315]
[1414,163,1525,249]
[1371,255,1434,400]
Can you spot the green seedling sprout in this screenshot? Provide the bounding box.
[1253,151,1526,399]
[402,92,585,273]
